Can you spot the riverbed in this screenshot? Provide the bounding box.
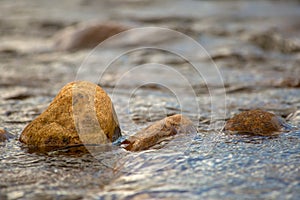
[0,0,300,199]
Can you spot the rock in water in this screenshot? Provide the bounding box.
[0,128,13,142]
[53,22,128,51]
[20,81,121,150]
[224,109,286,135]
[121,114,196,151]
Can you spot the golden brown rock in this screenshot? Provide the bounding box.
[224,109,283,135]
[53,22,129,51]
[121,114,196,151]
[20,81,121,150]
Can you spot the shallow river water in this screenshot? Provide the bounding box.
[0,0,300,199]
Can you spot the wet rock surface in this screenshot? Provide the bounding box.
[121,114,196,151]
[224,109,288,136]
[19,81,121,150]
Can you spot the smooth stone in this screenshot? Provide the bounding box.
[121,114,196,151]
[224,109,285,135]
[20,81,121,150]
[53,21,129,51]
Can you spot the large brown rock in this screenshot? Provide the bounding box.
[53,22,129,51]
[121,114,196,151]
[224,109,285,135]
[20,81,121,150]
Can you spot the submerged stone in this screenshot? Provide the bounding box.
[20,81,121,150]
[224,109,287,135]
[53,22,128,51]
[121,114,196,151]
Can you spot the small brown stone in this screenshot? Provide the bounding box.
[0,128,7,142]
[224,109,283,135]
[0,128,13,142]
[20,81,121,151]
[278,76,300,88]
[53,22,129,51]
[121,114,196,151]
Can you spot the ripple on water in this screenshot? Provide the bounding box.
[92,130,300,199]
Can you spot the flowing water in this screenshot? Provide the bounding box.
[0,0,300,199]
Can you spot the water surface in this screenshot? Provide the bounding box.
[0,0,300,199]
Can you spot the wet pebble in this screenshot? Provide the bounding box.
[224,109,288,136]
[53,21,129,51]
[276,76,300,88]
[248,30,300,53]
[19,81,121,151]
[0,128,14,142]
[121,114,196,151]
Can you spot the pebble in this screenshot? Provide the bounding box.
[19,81,121,151]
[0,128,8,142]
[224,109,286,135]
[0,128,14,142]
[121,114,196,151]
[248,30,300,53]
[277,76,300,88]
[53,21,128,51]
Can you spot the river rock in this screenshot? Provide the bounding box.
[0,128,10,142]
[248,30,300,53]
[121,114,196,151]
[19,81,121,150]
[53,22,129,51]
[224,109,285,135]
[277,76,300,88]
